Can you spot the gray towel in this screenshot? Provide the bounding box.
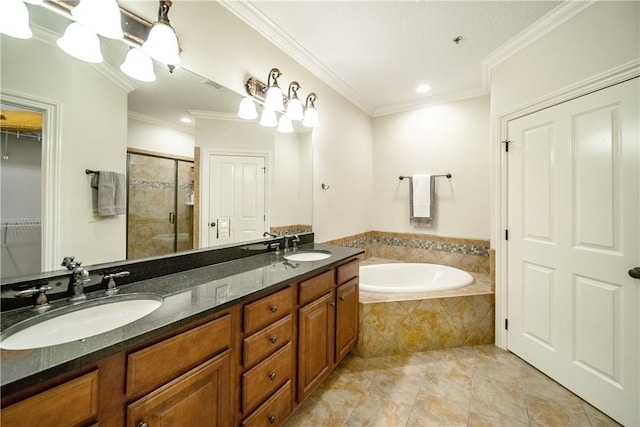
[91,171,126,216]
[409,174,434,226]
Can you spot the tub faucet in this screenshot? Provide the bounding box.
[61,256,90,302]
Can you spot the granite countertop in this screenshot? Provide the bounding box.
[0,243,363,394]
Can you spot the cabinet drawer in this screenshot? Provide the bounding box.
[298,270,334,306]
[242,380,292,427]
[336,259,359,285]
[127,314,231,397]
[242,342,294,414]
[1,370,98,427]
[244,287,293,335]
[243,314,293,368]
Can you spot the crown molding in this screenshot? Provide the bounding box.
[218,0,375,115]
[189,110,243,122]
[220,0,595,118]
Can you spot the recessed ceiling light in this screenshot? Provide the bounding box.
[416,84,431,94]
[180,117,192,124]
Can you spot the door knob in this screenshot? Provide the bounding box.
[629,267,640,279]
[209,222,216,227]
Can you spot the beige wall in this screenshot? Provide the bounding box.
[372,96,490,239]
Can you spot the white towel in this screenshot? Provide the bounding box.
[410,174,434,225]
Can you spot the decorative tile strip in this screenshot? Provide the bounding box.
[269,225,312,236]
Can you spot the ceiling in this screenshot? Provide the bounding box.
[221,0,570,116]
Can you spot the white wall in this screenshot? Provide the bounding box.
[127,118,195,159]
[373,96,490,239]
[490,0,640,247]
[1,34,129,269]
[170,2,374,242]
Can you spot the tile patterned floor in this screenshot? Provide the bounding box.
[284,345,621,427]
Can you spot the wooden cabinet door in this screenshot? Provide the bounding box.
[335,278,358,364]
[127,350,231,427]
[297,290,334,402]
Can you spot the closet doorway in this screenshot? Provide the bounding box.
[126,151,194,260]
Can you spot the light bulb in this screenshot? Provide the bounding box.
[259,108,278,128]
[0,0,32,39]
[142,22,181,65]
[120,47,156,82]
[57,23,103,63]
[72,0,123,40]
[237,97,258,120]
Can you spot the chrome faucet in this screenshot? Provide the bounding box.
[102,271,130,296]
[284,235,301,253]
[61,256,90,302]
[15,284,52,312]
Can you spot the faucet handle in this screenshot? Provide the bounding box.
[102,271,130,296]
[16,285,52,312]
[61,256,80,270]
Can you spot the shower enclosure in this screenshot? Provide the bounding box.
[127,152,194,260]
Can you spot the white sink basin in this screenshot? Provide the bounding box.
[284,250,332,262]
[0,294,163,350]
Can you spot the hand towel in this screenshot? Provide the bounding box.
[91,171,126,216]
[410,174,434,225]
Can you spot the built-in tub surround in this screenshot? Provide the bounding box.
[326,231,494,358]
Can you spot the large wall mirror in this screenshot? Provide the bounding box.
[0,3,312,281]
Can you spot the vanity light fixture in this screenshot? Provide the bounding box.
[237,97,258,120]
[264,68,285,112]
[285,82,304,121]
[71,0,124,40]
[120,47,156,82]
[57,22,104,63]
[142,0,181,66]
[302,93,320,128]
[0,0,33,39]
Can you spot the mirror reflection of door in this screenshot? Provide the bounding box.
[126,152,194,260]
[0,104,43,279]
[205,154,265,247]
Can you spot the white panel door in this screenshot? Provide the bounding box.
[206,155,265,246]
[507,78,639,426]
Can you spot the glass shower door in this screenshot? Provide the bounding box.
[127,153,178,259]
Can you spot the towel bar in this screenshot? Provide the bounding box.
[399,174,451,180]
[85,169,99,175]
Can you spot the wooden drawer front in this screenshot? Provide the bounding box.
[336,259,359,285]
[244,287,293,335]
[243,314,293,368]
[242,342,294,414]
[127,314,231,397]
[242,381,292,427]
[1,370,98,427]
[128,351,231,427]
[298,270,334,306]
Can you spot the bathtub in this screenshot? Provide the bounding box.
[359,263,474,293]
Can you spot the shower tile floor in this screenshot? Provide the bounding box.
[284,344,620,427]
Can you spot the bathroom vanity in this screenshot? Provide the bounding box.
[0,241,363,427]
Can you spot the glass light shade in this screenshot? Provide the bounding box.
[23,0,43,4]
[0,0,32,39]
[120,47,156,82]
[237,97,258,120]
[57,23,103,63]
[286,98,304,121]
[142,22,181,65]
[303,107,320,128]
[71,0,123,40]
[264,86,284,111]
[277,116,294,133]
[259,108,278,128]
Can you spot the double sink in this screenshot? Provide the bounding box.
[0,250,332,351]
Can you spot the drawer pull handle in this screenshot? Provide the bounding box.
[137,422,149,427]
[270,335,278,344]
[268,372,277,381]
[329,302,336,307]
[268,415,277,424]
[339,295,345,301]
[270,305,278,313]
